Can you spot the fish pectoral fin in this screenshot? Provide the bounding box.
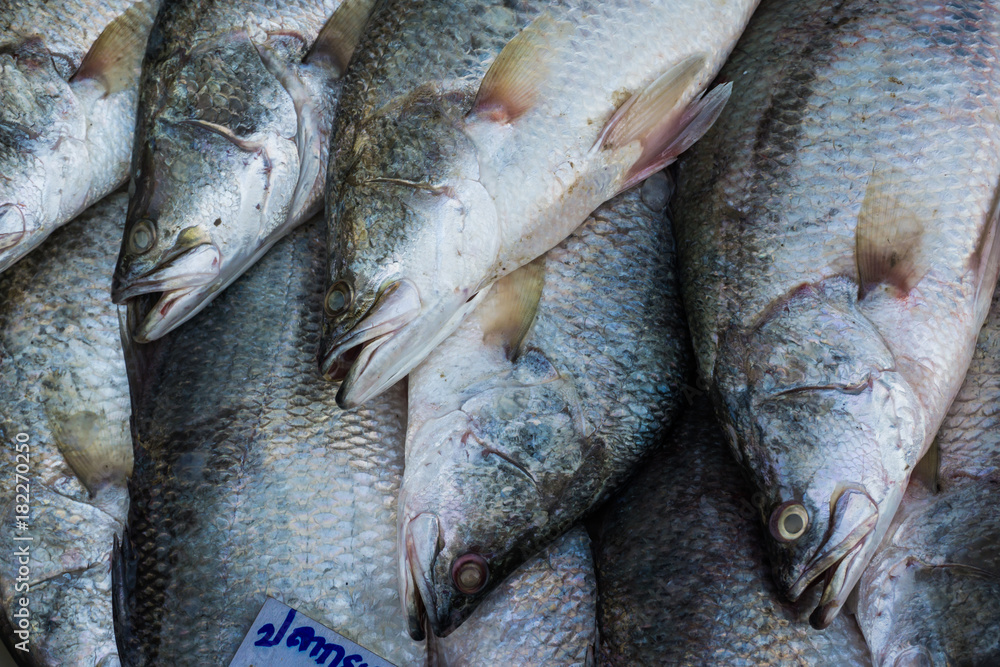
[305,0,377,75]
[51,409,131,496]
[972,186,1000,320]
[70,0,158,95]
[482,257,546,361]
[855,166,927,299]
[596,54,730,194]
[468,12,568,124]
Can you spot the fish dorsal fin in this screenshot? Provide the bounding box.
[468,13,567,124]
[971,186,1000,320]
[855,166,927,299]
[71,0,158,94]
[911,437,940,493]
[305,0,378,75]
[483,257,547,361]
[596,54,731,194]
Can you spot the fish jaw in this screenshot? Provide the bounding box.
[400,512,442,641]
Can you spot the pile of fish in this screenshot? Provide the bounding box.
[1,0,998,664]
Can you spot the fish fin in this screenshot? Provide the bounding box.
[855,166,927,299]
[971,190,1000,321]
[911,437,940,493]
[483,257,546,361]
[71,0,158,95]
[596,55,729,194]
[305,0,377,74]
[177,119,265,153]
[112,529,138,663]
[52,411,131,496]
[468,13,566,124]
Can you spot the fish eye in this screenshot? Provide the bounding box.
[128,219,157,255]
[451,553,489,594]
[769,501,809,542]
[324,280,353,318]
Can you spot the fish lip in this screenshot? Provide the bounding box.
[809,533,873,629]
[129,287,203,343]
[333,287,491,409]
[320,279,423,382]
[786,487,879,604]
[111,244,221,304]
[400,513,442,641]
[0,203,26,252]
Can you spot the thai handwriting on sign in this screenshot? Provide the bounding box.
[229,598,396,667]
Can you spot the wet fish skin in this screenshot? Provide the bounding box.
[113,218,424,666]
[110,0,368,342]
[0,192,132,666]
[398,175,689,638]
[673,0,1000,625]
[591,402,873,666]
[428,526,597,667]
[321,0,758,408]
[0,0,159,275]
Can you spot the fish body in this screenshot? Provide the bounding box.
[110,0,370,342]
[398,175,689,638]
[591,402,872,666]
[113,217,424,666]
[673,0,1000,625]
[321,0,758,408]
[0,0,159,274]
[0,192,131,666]
[428,526,597,667]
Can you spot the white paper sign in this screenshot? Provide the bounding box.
[229,598,397,667]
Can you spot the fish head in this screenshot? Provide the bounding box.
[398,348,591,638]
[111,110,297,341]
[0,41,89,272]
[321,87,500,408]
[714,280,925,628]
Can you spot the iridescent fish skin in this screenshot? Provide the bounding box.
[592,402,873,666]
[0,193,131,666]
[673,0,1000,626]
[428,527,597,667]
[112,219,424,666]
[399,176,689,638]
[110,0,372,342]
[0,0,159,275]
[320,0,758,408]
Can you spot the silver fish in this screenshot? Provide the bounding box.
[0,192,131,666]
[591,402,873,666]
[0,0,159,275]
[428,526,597,667]
[320,0,758,408]
[398,174,689,638]
[673,0,1000,627]
[110,0,373,342]
[112,218,424,666]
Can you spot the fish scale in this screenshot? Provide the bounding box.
[674,0,1000,626]
[113,218,425,666]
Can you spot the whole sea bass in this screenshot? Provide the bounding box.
[673,0,1000,627]
[428,526,597,667]
[398,174,689,638]
[855,285,1000,665]
[112,219,424,666]
[320,0,759,408]
[110,0,373,342]
[591,402,872,666]
[0,193,131,666]
[0,0,159,274]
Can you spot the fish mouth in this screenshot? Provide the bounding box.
[786,487,879,628]
[324,282,490,409]
[400,513,442,641]
[0,203,26,253]
[112,243,221,303]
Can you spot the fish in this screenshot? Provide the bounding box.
[672,0,1000,627]
[320,0,759,408]
[398,173,690,638]
[112,217,425,666]
[854,284,1000,666]
[427,526,597,667]
[590,401,873,666]
[0,192,132,666]
[0,0,160,275]
[110,0,374,342]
